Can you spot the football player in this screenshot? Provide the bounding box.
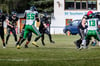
[80,11,100,50]
[6,11,19,45]
[16,6,41,49]
[0,10,6,48]
[34,14,55,46]
[16,22,32,48]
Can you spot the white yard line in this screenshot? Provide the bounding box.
[0,57,100,62]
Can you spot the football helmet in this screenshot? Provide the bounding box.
[30,6,37,11]
[11,11,17,18]
[87,11,93,17]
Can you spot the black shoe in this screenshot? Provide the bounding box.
[3,43,5,46]
[42,42,45,46]
[74,41,80,49]
[50,41,55,43]
[25,45,28,48]
[3,43,6,48]
[16,42,19,46]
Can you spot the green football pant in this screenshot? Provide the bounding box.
[23,25,41,39]
[85,30,100,41]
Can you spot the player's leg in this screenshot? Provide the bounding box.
[17,31,28,49]
[12,29,17,44]
[34,36,41,42]
[74,29,84,49]
[31,25,41,36]
[25,32,32,48]
[19,30,29,46]
[78,29,86,49]
[31,25,41,47]
[6,28,11,44]
[34,29,42,42]
[85,36,91,48]
[74,38,82,49]
[45,29,55,43]
[0,29,6,48]
[34,29,46,46]
[17,26,29,49]
[95,31,100,46]
[16,31,24,46]
[41,33,45,46]
[91,37,96,46]
[80,29,89,50]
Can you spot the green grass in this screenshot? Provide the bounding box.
[0,34,100,66]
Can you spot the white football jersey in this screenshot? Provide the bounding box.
[86,18,98,30]
[25,10,38,25]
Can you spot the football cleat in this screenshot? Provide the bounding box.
[79,45,84,50]
[17,45,21,49]
[32,41,39,47]
[3,46,6,48]
[25,45,28,48]
[74,41,80,49]
[79,45,87,50]
[91,41,96,46]
[50,41,55,43]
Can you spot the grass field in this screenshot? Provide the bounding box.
[0,34,100,66]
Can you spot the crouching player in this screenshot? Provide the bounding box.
[80,11,100,50]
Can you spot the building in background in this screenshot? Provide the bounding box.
[51,0,100,34]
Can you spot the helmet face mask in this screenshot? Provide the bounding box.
[11,11,17,18]
[89,14,93,18]
[30,6,37,11]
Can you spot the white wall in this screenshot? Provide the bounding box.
[51,0,65,34]
[97,0,100,11]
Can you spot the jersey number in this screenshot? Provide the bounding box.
[27,13,35,20]
[89,20,95,26]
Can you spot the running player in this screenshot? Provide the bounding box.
[17,6,41,49]
[74,14,89,49]
[0,10,6,48]
[34,14,55,46]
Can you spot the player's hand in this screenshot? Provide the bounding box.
[11,26,14,28]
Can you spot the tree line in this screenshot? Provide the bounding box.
[0,0,53,14]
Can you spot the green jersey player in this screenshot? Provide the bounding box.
[86,18,100,40]
[80,11,100,50]
[17,6,41,49]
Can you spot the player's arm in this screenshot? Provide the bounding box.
[35,13,39,22]
[24,12,26,19]
[6,17,13,28]
[3,15,6,21]
[42,21,47,28]
[14,17,19,27]
[82,17,86,28]
[2,15,6,27]
[97,20,100,31]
